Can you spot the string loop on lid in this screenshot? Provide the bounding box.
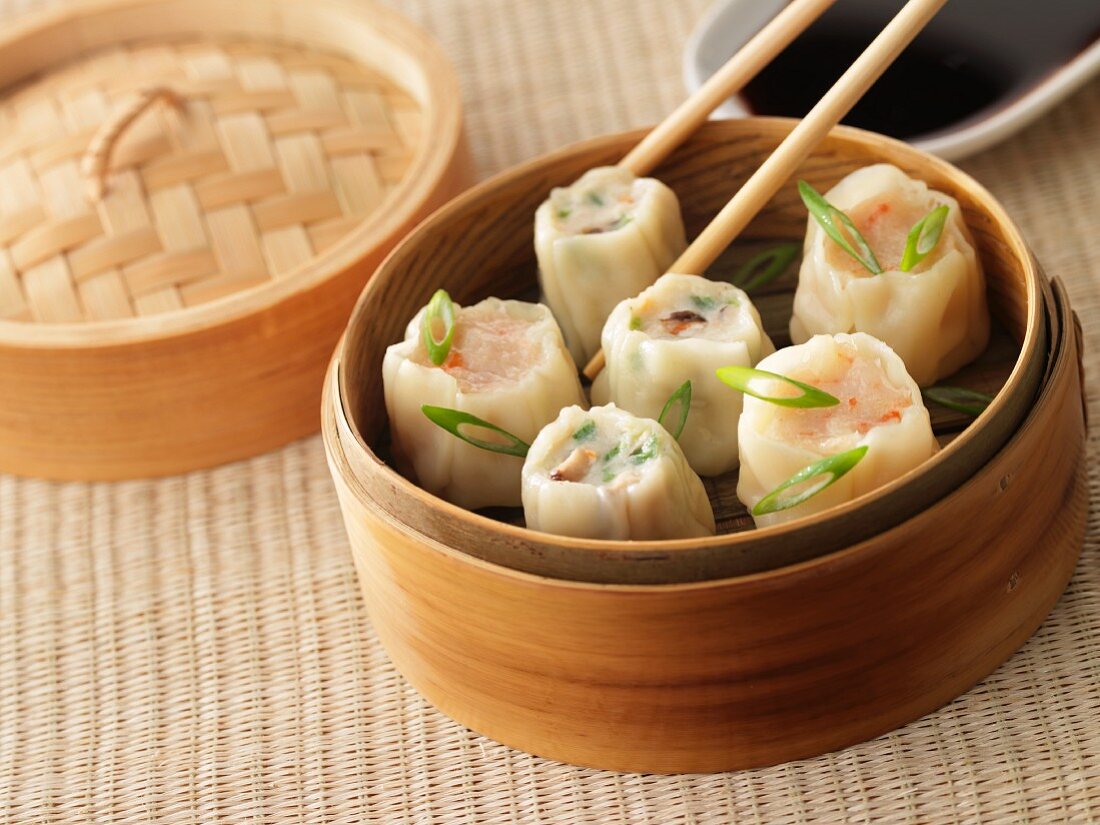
[81,85,187,201]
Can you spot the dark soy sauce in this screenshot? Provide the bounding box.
[738,0,1100,141]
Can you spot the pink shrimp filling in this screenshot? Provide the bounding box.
[413,304,538,392]
[825,192,939,274]
[765,343,912,451]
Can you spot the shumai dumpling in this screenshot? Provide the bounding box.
[592,273,773,476]
[522,403,715,540]
[535,166,687,366]
[790,164,989,386]
[738,332,938,528]
[384,296,585,509]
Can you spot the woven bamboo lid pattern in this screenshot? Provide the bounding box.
[0,40,421,323]
[0,0,465,481]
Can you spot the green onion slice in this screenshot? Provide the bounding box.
[900,205,949,272]
[657,380,692,440]
[922,385,994,417]
[753,446,868,517]
[420,289,457,366]
[572,420,596,441]
[716,365,839,408]
[690,294,717,311]
[629,435,659,465]
[731,242,800,291]
[798,180,883,275]
[421,405,529,458]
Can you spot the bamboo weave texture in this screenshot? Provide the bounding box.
[1,0,1099,822]
[0,38,420,322]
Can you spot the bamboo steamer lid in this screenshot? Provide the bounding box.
[0,0,468,480]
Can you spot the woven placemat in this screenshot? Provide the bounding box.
[2,0,1098,822]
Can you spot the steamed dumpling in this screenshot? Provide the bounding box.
[522,404,715,540]
[384,297,585,509]
[790,164,989,386]
[738,332,938,528]
[592,273,774,476]
[535,166,687,365]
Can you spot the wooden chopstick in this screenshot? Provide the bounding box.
[584,0,949,380]
[618,0,839,177]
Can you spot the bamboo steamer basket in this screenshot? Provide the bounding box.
[0,0,468,480]
[324,120,1087,772]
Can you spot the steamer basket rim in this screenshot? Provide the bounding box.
[335,117,1045,559]
[324,298,1074,589]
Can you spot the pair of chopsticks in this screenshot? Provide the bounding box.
[582,0,948,380]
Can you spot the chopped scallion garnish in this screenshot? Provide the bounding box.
[690,295,717,311]
[421,405,529,458]
[657,380,692,440]
[753,446,868,516]
[798,180,883,275]
[586,191,604,206]
[716,365,839,408]
[603,444,621,462]
[730,242,800,291]
[572,420,596,441]
[900,205,949,271]
[556,207,572,220]
[629,315,643,331]
[420,289,457,366]
[629,435,658,465]
[922,385,993,417]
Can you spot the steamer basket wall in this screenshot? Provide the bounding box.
[324,120,1086,772]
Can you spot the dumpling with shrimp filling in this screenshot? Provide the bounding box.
[522,404,715,540]
[737,332,937,528]
[384,295,585,509]
[790,164,989,386]
[535,166,687,365]
[592,273,774,476]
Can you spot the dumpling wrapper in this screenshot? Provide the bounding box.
[535,166,687,366]
[592,273,774,476]
[790,163,990,386]
[384,297,585,509]
[738,332,938,528]
[522,404,715,540]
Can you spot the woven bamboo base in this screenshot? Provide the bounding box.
[2,0,1098,820]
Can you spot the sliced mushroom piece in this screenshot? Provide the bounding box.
[549,447,598,482]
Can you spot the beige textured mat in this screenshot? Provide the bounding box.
[2,0,1099,822]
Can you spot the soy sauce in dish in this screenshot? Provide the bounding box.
[738,0,1100,141]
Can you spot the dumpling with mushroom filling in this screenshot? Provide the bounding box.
[384,295,585,509]
[737,332,938,528]
[535,166,687,365]
[790,164,989,386]
[522,404,715,540]
[592,273,774,476]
